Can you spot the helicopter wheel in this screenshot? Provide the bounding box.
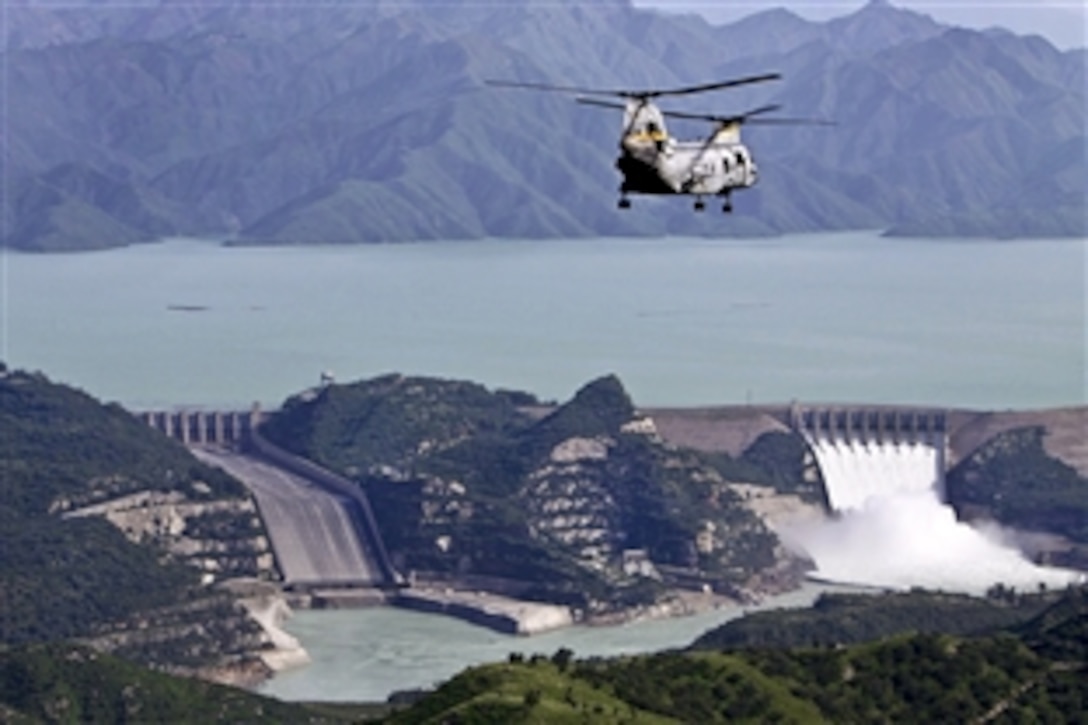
[694,198,706,212]
[722,201,733,213]
[618,197,631,209]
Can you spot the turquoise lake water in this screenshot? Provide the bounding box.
[3,231,1084,411]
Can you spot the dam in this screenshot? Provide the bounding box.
[790,406,948,511]
[781,406,1081,593]
[138,405,400,590]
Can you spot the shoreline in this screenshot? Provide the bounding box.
[254,580,852,703]
[270,580,793,645]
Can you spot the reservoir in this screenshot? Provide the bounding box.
[260,583,840,703]
[2,232,1084,411]
[2,231,1084,701]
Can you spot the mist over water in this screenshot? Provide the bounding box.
[787,437,1083,594]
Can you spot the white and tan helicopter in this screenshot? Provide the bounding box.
[487,74,831,212]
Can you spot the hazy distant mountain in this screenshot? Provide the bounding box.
[3,0,1084,249]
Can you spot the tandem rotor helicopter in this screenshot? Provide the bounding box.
[487,73,832,213]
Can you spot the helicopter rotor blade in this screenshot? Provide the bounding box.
[657,104,835,127]
[656,104,782,125]
[652,73,781,97]
[746,118,838,126]
[739,103,783,118]
[485,79,629,96]
[486,72,781,100]
[575,97,629,111]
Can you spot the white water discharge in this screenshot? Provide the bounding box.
[808,435,942,511]
[787,433,1083,594]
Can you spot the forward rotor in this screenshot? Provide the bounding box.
[485,72,781,100]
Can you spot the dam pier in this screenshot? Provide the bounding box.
[789,405,949,512]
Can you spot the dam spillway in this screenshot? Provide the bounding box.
[791,407,948,511]
[785,406,1082,593]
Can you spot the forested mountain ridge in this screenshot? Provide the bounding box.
[0,366,280,682]
[3,0,1083,250]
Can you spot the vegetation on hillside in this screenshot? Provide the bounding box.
[700,430,824,505]
[0,367,268,670]
[387,585,1088,724]
[690,588,1058,651]
[260,373,532,476]
[0,643,340,724]
[946,426,1088,544]
[262,374,791,609]
[0,369,244,516]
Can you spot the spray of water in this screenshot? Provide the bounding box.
[785,436,1083,594]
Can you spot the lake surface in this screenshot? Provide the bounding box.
[2,231,1084,702]
[259,583,839,703]
[2,232,1084,411]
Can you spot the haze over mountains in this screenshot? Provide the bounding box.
[3,0,1085,250]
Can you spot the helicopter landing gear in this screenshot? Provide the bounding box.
[694,197,706,212]
[618,196,631,209]
[721,191,733,213]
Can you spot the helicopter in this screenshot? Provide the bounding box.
[486,74,831,213]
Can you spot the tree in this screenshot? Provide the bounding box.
[552,647,575,672]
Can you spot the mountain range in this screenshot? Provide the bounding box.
[3,0,1085,250]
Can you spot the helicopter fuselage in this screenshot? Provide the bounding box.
[618,138,757,196]
[616,101,756,211]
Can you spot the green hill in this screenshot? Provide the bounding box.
[689,589,1056,651]
[260,373,792,611]
[0,643,342,724]
[387,585,1088,723]
[0,366,275,675]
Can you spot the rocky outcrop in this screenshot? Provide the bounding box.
[947,407,1088,474]
[76,592,277,688]
[522,435,625,573]
[394,589,573,635]
[56,490,277,583]
[235,588,311,674]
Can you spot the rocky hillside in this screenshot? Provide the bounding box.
[0,365,280,683]
[946,425,1088,551]
[3,0,1083,250]
[261,373,808,611]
